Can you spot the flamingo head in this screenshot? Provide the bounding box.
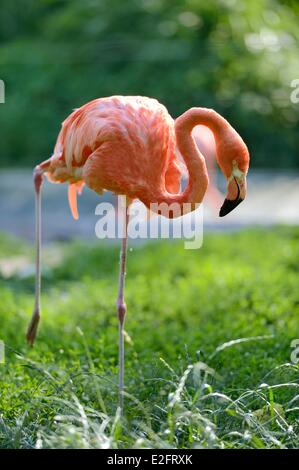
[217,134,249,217]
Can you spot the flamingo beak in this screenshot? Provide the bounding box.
[219,196,243,217]
[219,175,246,217]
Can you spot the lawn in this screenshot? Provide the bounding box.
[0,226,298,449]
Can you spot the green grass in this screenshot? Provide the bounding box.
[0,227,298,449]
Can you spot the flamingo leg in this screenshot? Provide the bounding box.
[116,200,129,414]
[27,166,44,345]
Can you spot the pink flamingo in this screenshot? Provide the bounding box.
[27,96,249,412]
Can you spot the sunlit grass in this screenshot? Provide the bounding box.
[0,226,298,448]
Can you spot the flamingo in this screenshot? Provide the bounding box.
[26,96,250,413]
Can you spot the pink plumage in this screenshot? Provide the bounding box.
[44,96,182,218]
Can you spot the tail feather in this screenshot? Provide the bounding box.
[68,182,84,220]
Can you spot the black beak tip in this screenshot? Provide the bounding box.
[219,198,243,217]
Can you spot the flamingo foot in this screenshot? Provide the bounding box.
[26,306,40,346]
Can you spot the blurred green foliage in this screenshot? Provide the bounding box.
[0,0,298,168]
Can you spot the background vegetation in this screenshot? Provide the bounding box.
[0,227,298,448]
[0,0,298,168]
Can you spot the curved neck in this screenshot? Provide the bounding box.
[176,107,231,200]
[141,108,228,217]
